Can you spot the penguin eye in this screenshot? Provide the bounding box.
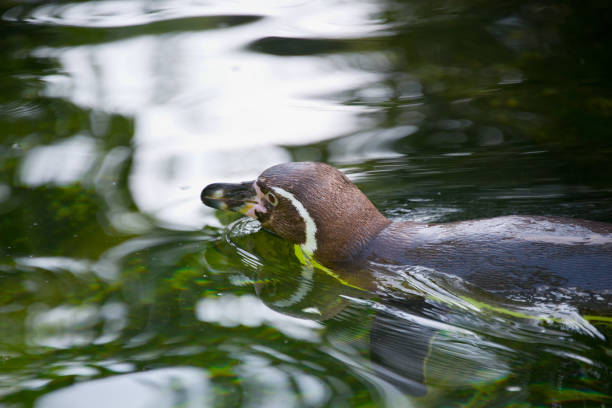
[266,192,278,206]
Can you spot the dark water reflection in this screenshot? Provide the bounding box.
[1,0,612,406]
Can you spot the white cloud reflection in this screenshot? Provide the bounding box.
[20,135,98,187]
[196,294,322,341]
[31,1,385,229]
[26,302,128,348]
[36,367,210,408]
[27,304,100,348]
[20,0,389,37]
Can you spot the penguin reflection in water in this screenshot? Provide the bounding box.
[202,162,612,395]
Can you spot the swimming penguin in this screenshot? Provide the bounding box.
[202,162,612,397]
[201,161,612,298]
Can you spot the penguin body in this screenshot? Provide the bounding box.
[202,162,612,296]
[202,162,612,395]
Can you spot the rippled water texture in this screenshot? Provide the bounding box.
[1,0,612,407]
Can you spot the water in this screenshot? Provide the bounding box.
[1,0,612,406]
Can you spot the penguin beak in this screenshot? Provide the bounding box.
[201,181,266,218]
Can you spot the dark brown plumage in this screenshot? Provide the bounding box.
[258,162,390,265]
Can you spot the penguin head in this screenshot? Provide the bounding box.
[201,162,389,265]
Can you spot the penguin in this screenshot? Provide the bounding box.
[201,161,612,298]
[201,161,612,396]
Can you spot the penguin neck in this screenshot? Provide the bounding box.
[311,205,391,268]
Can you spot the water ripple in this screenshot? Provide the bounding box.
[8,0,393,39]
[10,1,260,28]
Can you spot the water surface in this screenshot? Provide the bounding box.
[1,0,612,406]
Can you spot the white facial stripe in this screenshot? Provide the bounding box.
[271,186,317,255]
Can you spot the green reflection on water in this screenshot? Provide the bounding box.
[1,0,612,407]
